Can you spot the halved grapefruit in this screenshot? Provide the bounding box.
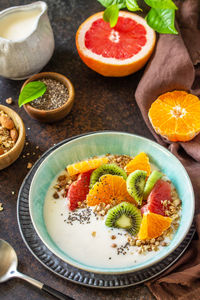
[76,11,156,77]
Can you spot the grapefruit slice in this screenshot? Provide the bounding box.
[141,180,172,216]
[76,11,156,77]
[67,170,92,211]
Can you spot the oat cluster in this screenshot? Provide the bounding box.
[108,154,132,169]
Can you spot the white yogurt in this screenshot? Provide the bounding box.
[0,9,41,41]
[44,172,169,269]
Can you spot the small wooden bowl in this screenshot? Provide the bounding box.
[0,105,25,170]
[22,72,75,123]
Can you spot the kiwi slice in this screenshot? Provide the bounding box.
[105,202,142,236]
[90,164,127,188]
[143,170,163,199]
[126,170,147,205]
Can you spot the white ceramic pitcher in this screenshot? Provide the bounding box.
[0,1,55,80]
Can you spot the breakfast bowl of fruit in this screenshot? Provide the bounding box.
[28,131,194,274]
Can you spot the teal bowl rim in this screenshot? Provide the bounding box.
[29,131,195,274]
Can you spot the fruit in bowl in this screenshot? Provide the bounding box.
[44,152,181,268]
[29,132,194,274]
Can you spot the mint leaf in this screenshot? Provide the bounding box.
[103,4,119,27]
[98,0,126,9]
[146,8,178,34]
[126,0,142,11]
[144,0,177,10]
[18,81,46,107]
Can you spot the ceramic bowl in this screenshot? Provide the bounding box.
[22,72,75,123]
[0,105,25,170]
[29,131,194,274]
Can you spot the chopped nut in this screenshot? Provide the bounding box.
[96,206,101,212]
[136,240,141,247]
[157,236,164,242]
[173,223,179,230]
[6,97,13,105]
[161,242,168,247]
[129,239,136,246]
[0,148,4,155]
[105,204,111,210]
[58,175,66,182]
[172,214,179,221]
[111,243,117,248]
[150,238,155,244]
[27,162,33,169]
[144,245,150,251]
[173,199,181,207]
[138,248,143,254]
[53,192,59,199]
[152,245,159,251]
[163,200,168,207]
[111,235,116,240]
[100,210,106,216]
[91,231,96,237]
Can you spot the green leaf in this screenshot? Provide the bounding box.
[144,0,177,10]
[146,8,178,34]
[126,0,142,11]
[18,81,46,107]
[98,0,126,9]
[103,4,119,27]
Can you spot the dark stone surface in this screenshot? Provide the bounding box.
[0,1,155,299]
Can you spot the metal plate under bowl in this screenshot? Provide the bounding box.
[17,134,196,289]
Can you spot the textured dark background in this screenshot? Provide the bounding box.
[0,0,155,299]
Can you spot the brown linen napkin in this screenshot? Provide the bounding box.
[135,0,200,299]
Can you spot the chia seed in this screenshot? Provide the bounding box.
[30,78,69,110]
[66,208,92,225]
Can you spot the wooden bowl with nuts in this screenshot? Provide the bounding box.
[22,72,75,123]
[0,105,25,170]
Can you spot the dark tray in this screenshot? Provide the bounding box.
[17,135,196,289]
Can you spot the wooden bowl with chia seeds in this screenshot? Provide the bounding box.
[22,72,75,123]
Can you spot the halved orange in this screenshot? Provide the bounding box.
[67,157,108,176]
[76,11,156,77]
[125,152,151,176]
[138,212,172,240]
[148,90,200,142]
[86,174,136,206]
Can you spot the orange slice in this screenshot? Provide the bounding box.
[67,157,108,176]
[86,174,136,206]
[76,11,156,77]
[125,152,151,176]
[148,90,200,142]
[138,212,172,240]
